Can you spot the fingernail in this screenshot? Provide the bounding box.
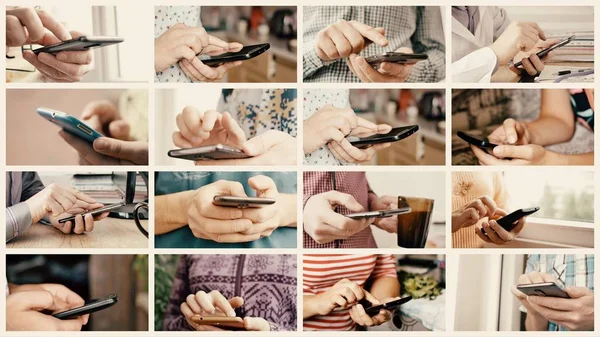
[493,147,503,156]
[228,309,236,317]
[508,135,517,144]
[94,138,108,150]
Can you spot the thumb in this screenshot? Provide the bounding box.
[323,191,364,212]
[242,130,288,156]
[108,120,131,141]
[93,138,148,164]
[244,317,270,331]
[564,286,592,298]
[362,288,381,305]
[247,175,278,197]
[455,208,479,228]
[492,144,536,160]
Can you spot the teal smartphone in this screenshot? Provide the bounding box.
[37,107,103,143]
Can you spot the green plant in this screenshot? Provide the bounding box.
[154,254,181,331]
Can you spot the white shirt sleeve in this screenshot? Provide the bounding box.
[451,47,498,83]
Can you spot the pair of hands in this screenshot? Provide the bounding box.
[6,7,93,82]
[307,278,396,327]
[25,183,108,234]
[186,176,286,243]
[304,191,398,244]
[59,101,149,165]
[304,105,392,164]
[490,21,558,77]
[452,195,524,245]
[471,118,554,165]
[155,23,242,82]
[512,272,594,331]
[173,106,297,165]
[6,283,88,331]
[181,290,269,331]
[315,20,414,82]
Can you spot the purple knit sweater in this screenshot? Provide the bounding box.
[163,254,297,331]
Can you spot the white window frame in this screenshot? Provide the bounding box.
[92,6,121,82]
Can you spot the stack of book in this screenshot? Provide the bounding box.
[71,173,147,204]
[549,31,594,63]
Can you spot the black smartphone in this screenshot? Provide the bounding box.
[517,282,570,298]
[346,207,411,219]
[198,43,270,67]
[513,35,574,68]
[168,145,250,161]
[365,52,429,66]
[213,196,276,208]
[33,36,124,55]
[363,296,413,316]
[53,294,118,319]
[482,207,540,235]
[457,131,498,150]
[58,201,126,224]
[349,125,419,149]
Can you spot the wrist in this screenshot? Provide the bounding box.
[278,194,297,227]
[302,294,321,318]
[155,190,196,234]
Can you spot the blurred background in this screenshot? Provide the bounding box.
[451,89,594,165]
[6,89,148,165]
[347,89,445,165]
[184,6,297,82]
[6,254,148,331]
[6,5,150,83]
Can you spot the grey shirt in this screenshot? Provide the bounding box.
[6,172,44,242]
[452,6,480,35]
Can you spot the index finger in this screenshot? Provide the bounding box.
[38,10,72,41]
[349,21,388,46]
[526,22,546,40]
[478,195,498,216]
[247,175,278,198]
[502,119,519,144]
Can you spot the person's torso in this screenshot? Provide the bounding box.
[185,254,297,331]
[452,7,496,62]
[6,173,22,207]
[303,172,375,248]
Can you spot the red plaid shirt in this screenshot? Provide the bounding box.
[303,172,377,248]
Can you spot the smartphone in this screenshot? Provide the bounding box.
[513,35,574,68]
[37,107,103,143]
[213,195,276,208]
[198,43,270,67]
[58,201,126,224]
[517,282,570,299]
[168,144,250,161]
[457,131,498,150]
[346,207,411,219]
[363,296,413,316]
[190,315,245,329]
[349,125,419,149]
[33,36,124,55]
[482,207,540,235]
[366,52,429,66]
[53,294,118,319]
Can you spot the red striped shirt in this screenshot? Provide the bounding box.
[303,254,397,331]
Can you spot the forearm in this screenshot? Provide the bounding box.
[279,193,297,227]
[564,152,594,165]
[154,191,195,235]
[527,117,574,146]
[369,276,400,300]
[302,294,320,319]
[5,203,33,242]
[525,311,549,331]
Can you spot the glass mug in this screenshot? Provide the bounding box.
[134,201,149,238]
[396,197,434,248]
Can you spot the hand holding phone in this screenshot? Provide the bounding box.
[513,35,574,68]
[168,144,250,161]
[53,294,118,319]
[346,207,411,220]
[38,107,103,143]
[361,296,413,316]
[58,201,125,224]
[365,52,428,66]
[517,282,570,298]
[349,125,419,149]
[481,207,539,235]
[198,43,270,67]
[32,36,124,55]
[213,196,276,208]
[190,315,245,329]
[457,131,498,151]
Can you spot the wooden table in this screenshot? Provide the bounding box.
[7,218,148,248]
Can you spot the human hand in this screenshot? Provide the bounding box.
[24,183,101,224]
[369,195,398,233]
[315,20,388,61]
[474,208,525,245]
[527,286,594,331]
[451,195,500,233]
[487,118,533,146]
[81,101,131,141]
[50,208,109,235]
[59,130,149,165]
[472,143,562,165]
[303,191,371,244]
[193,130,297,166]
[6,7,71,47]
[6,284,88,331]
[349,296,397,327]
[511,272,555,326]
[347,47,415,83]
[327,120,392,164]
[154,23,232,72]
[237,175,283,238]
[512,39,559,76]
[310,279,373,315]
[172,107,246,149]
[23,31,94,82]
[490,21,546,66]
[178,40,243,82]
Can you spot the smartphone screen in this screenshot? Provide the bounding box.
[53,294,118,319]
[363,296,413,316]
[58,201,125,223]
[517,282,570,298]
[198,43,270,65]
[349,125,419,148]
[482,207,540,235]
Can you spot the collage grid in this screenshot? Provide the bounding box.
[0,0,598,336]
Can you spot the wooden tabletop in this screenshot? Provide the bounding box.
[6,218,148,248]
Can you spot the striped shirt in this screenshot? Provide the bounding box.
[303,172,377,248]
[525,254,594,331]
[303,254,397,331]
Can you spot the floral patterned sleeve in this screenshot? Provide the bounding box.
[163,255,194,331]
